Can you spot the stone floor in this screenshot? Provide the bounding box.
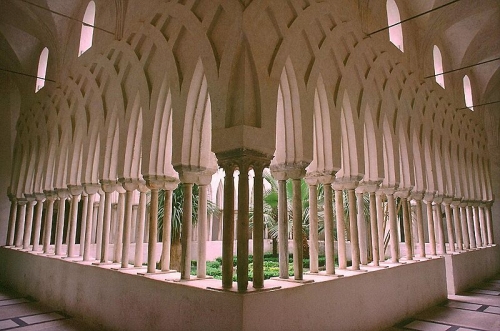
[0,286,98,331]
[386,274,500,331]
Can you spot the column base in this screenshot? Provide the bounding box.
[207,284,282,293]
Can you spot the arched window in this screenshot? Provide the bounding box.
[35,47,49,93]
[386,0,404,52]
[463,75,473,111]
[79,1,96,56]
[433,45,445,88]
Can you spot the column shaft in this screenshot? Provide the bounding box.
[221,167,235,289]
[161,189,173,271]
[147,189,159,273]
[369,192,379,266]
[95,193,105,260]
[472,206,482,247]
[42,199,55,253]
[83,194,96,261]
[121,190,134,268]
[79,194,88,256]
[376,194,385,261]
[466,206,476,248]
[401,197,413,260]
[444,203,455,253]
[435,204,446,254]
[253,170,264,288]
[308,184,319,273]
[324,184,335,274]
[113,193,126,263]
[22,200,36,249]
[415,199,426,258]
[335,189,347,269]
[180,184,193,280]
[237,167,250,290]
[6,199,17,246]
[486,205,494,245]
[426,202,436,255]
[134,191,147,267]
[14,202,27,248]
[460,206,470,249]
[32,199,44,251]
[348,189,360,269]
[197,185,208,278]
[452,205,463,250]
[387,194,398,263]
[101,192,113,262]
[54,198,66,255]
[67,195,80,257]
[356,192,367,265]
[278,179,289,278]
[479,206,487,247]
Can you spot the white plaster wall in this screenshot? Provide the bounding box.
[0,247,448,331]
[444,245,500,295]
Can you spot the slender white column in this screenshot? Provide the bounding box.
[472,204,482,247]
[42,193,56,253]
[83,184,100,261]
[291,178,304,280]
[180,183,193,280]
[485,202,494,245]
[221,165,235,289]
[134,184,148,267]
[121,181,138,268]
[348,187,360,269]
[277,178,289,279]
[369,191,379,266]
[434,200,446,255]
[237,164,251,289]
[6,195,17,246]
[424,195,436,256]
[253,165,266,288]
[376,192,385,261]
[324,183,335,274]
[100,181,117,263]
[412,193,426,258]
[466,204,476,248]
[67,186,83,257]
[395,190,412,261]
[145,177,164,274]
[386,191,398,263]
[452,201,463,251]
[95,190,105,260]
[355,190,367,265]
[443,199,455,253]
[334,187,347,269]
[307,182,319,273]
[161,187,174,271]
[22,196,36,250]
[113,188,126,263]
[78,193,88,256]
[479,204,487,247]
[54,190,69,255]
[460,204,470,249]
[14,199,28,248]
[197,184,208,278]
[31,194,45,252]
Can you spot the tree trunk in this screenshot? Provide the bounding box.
[170,237,182,271]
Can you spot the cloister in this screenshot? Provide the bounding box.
[0,0,499,330]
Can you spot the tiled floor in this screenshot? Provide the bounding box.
[0,286,98,331]
[387,275,500,331]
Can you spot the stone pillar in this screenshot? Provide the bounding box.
[14,199,27,248]
[485,201,494,245]
[323,183,335,274]
[334,185,347,269]
[237,163,251,289]
[412,192,426,258]
[472,204,482,247]
[31,193,45,252]
[6,195,17,246]
[443,198,455,253]
[347,185,360,269]
[54,190,69,255]
[396,190,412,261]
[277,178,289,279]
[100,181,117,263]
[113,187,126,263]
[42,192,56,253]
[369,191,379,266]
[120,180,138,268]
[384,189,398,263]
[479,203,487,247]
[67,185,83,257]
[180,182,193,280]
[197,184,208,278]
[253,165,266,288]
[145,178,165,274]
[78,193,89,256]
[433,197,446,255]
[220,164,235,289]
[451,200,463,251]
[376,192,385,261]
[22,195,37,250]
[161,184,175,272]
[466,203,476,249]
[460,203,470,249]
[95,189,105,260]
[355,189,367,265]
[306,181,319,273]
[83,184,100,261]
[424,194,436,256]
[134,184,148,267]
